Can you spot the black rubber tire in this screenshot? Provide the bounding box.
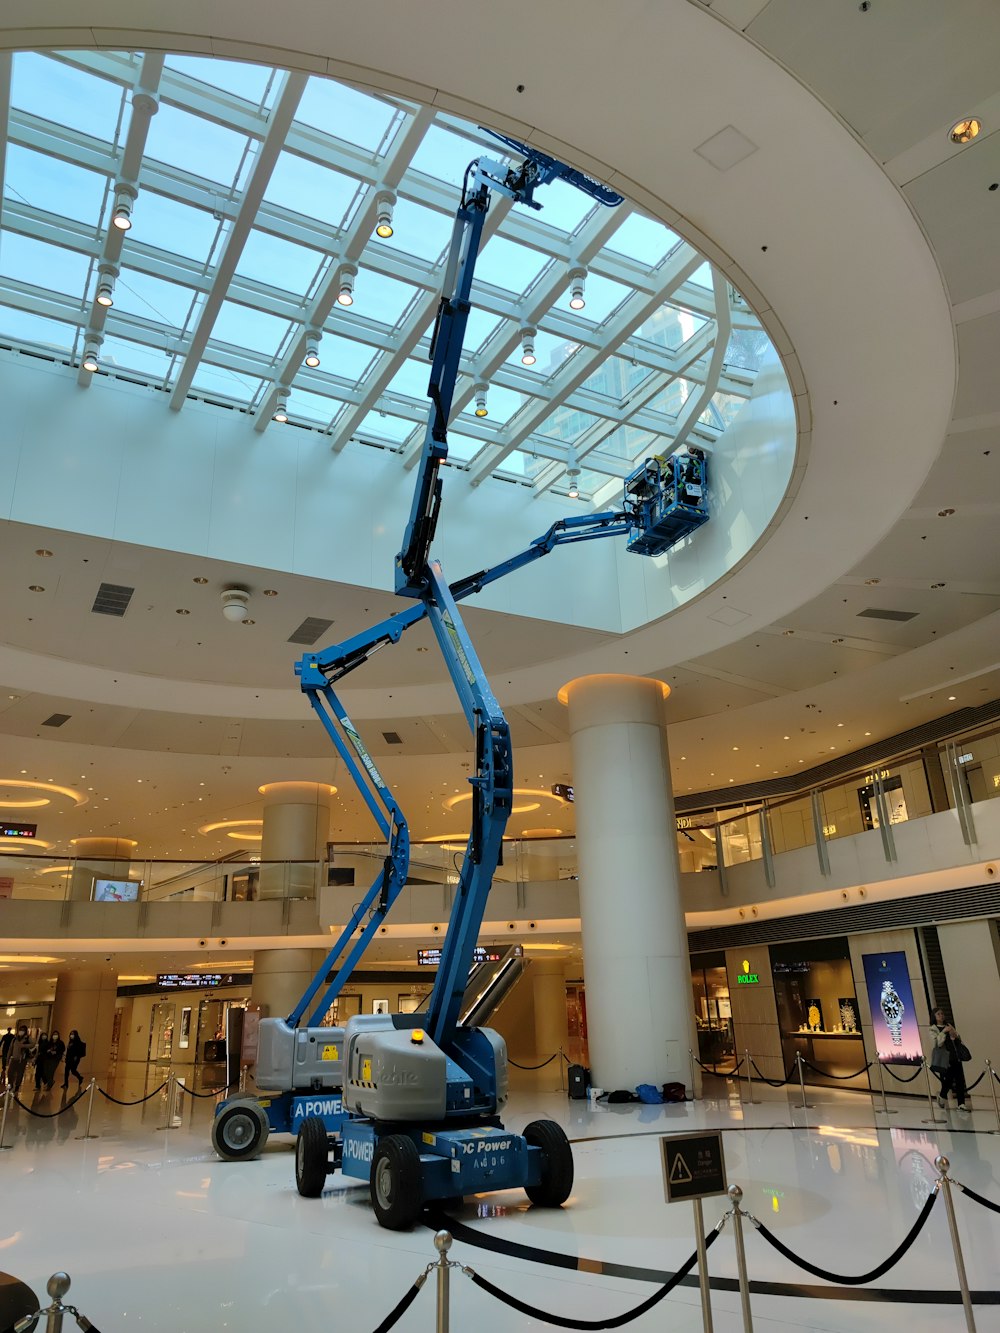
[211,1099,270,1161]
[370,1134,423,1230]
[523,1119,574,1206]
[295,1116,329,1197]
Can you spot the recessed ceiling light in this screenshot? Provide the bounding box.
[931,582,946,589]
[864,731,871,736]
[837,722,844,727]
[732,746,739,751]
[175,608,190,615]
[242,619,256,626]
[192,576,208,585]
[864,578,880,586]
[782,629,794,636]
[28,585,44,593]
[938,508,955,517]
[783,735,790,740]
[949,117,982,145]
[948,695,956,701]
[263,589,278,597]
[34,549,52,557]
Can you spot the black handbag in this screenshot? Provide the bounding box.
[955,1040,972,1063]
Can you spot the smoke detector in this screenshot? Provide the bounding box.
[221,587,250,623]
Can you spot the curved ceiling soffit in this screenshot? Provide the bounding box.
[0,1,955,722]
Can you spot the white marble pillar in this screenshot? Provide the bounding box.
[560,674,696,1092]
[258,781,333,899]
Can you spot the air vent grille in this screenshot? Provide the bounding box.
[688,880,1000,953]
[382,731,403,745]
[92,582,134,617]
[42,713,71,728]
[857,607,918,622]
[287,617,333,646]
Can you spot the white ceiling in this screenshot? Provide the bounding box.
[0,0,998,864]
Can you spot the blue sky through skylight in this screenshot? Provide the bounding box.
[145,102,251,187]
[12,54,125,143]
[0,232,92,297]
[5,145,105,225]
[165,55,275,106]
[126,191,222,263]
[296,78,402,154]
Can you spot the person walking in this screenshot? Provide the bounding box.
[33,1032,50,1091]
[62,1030,86,1089]
[41,1030,65,1091]
[5,1025,33,1096]
[0,1026,14,1088]
[929,1007,970,1113]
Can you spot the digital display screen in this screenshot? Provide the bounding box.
[417,946,510,967]
[0,822,37,838]
[862,950,921,1064]
[93,878,140,902]
[551,784,574,803]
[157,973,234,989]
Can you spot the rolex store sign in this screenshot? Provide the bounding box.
[736,959,759,985]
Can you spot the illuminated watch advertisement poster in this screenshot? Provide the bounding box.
[861,951,921,1063]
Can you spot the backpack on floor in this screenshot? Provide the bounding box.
[662,1081,687,1103]
[636,1083,663,1104]
[606,1089,638,1104]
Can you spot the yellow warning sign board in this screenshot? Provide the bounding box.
[321,1045,339,1061]
[361,1057,372,1082]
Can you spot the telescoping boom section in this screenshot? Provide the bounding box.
[215,134,709,1221]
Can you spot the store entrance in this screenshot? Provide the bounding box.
[147,1001,176,1063]
[690,952,734,1066]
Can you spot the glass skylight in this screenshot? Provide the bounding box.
[0,49,772,502]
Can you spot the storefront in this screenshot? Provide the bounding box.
[770,938,866,1087]
[690,951,735,1066]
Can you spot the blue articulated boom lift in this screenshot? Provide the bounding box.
[212,136,709,1222]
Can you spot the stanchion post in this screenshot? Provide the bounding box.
[688,1046,699,1101]
[692,1196,714,1333]
[0,1086,12,1150]
[75,1078,99,1140]
[873,1055,896,1115]
[795,1052,813,1110]
[157,1072,176,1132]
[434,1230,452,1333]
[921,1057,945,1125]
[934,1156,976,1333]
[558,1047,566,1093]
[743,1049,759,1105]
[727,1186,754,1333]
[986,1059,1000,1136]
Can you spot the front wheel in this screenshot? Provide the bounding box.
[211,1099,270,1161]
[370,1134,422,1230]
[523,1119,573,1206]
[296,1117,330,1197]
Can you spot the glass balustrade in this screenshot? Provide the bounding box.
[2,714,1000,906]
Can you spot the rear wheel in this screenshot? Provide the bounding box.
[211,1099,270,1161]
[370,1134,422,1230]
[295,1117,330,1197]
[523,1119,573,1206]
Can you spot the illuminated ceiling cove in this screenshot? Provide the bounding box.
[0,50,770,502]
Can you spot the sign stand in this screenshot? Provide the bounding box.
[660,1130,727,1333]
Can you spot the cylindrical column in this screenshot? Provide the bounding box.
[251,948,327,1022]
[69,837,137,902]
[50,963,118,1081]
[560,674,695,1092]
[532,959,568,1076]
[258,781,334,899]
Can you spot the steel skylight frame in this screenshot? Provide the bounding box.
[0,50,767,500]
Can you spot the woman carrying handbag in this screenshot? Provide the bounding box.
[929,1007,971,1113]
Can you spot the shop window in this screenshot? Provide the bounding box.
[770,938,864,1086]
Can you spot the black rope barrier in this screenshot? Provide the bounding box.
[97,1081,168,1106]
[749,1189,937,1285]
[882,1063,923,1084]
[993,1067,1000,1086]
[800,1057,872,1082]
[749,1057,797,1088]
[12,1089,87,1117]
[510,1053,561,1070]
[464,1230,719,1330]
[695,1057,744,1078]
[965,1070,985,1091]
[177,1080,238,1099]
[371,1278,424,1333]
[958,1182,1000,1217]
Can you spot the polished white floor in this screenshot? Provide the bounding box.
[1,1068,998,1332]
